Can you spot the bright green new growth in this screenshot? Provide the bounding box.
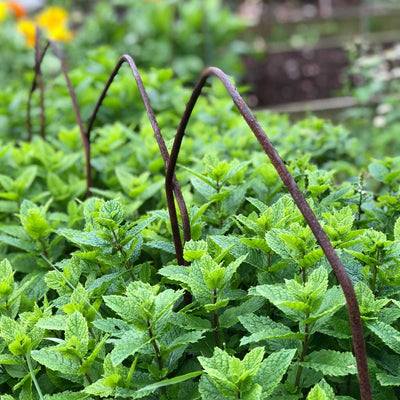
[2,43,400,398]
[198,347,296,399]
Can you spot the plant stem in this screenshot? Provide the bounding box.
[111,228,135,280]
[111,228,126,256]
[147,319,166,396]
[295,322,309,388]
[371,248,380,294]
[5,298,10,317]
[39,238,49,259]
[213,288,220,348]
[25,352,44,400]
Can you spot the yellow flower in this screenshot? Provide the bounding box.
[16,19,36,47]
[36,6,73,43]
[36,6,68,30]
[0,3,8,22]
[46,24,73,41]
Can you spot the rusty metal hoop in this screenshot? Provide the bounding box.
[165,66,372,400]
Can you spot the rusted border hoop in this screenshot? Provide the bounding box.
[165,67,372,400]
[27,34,189,232]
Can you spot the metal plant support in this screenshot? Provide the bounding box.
[26,39,372,400]
[165,67,372,400]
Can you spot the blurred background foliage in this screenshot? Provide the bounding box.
[1,0,400,161]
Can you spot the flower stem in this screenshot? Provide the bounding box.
[25,352,44,400]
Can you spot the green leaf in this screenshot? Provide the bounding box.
[31,348,80,374]
[368,320,400,354]
[169,312,211,330]
[394,217,400,241]
[368,162,388,182]
[58,229,109,247]
[103,295,137,324]
[84,378,115,396]
[376,372,400,386]
[184,240,208,262]
[19,200,51,240]
[164,330,204,353]
[199,374,234,400]
[43,391,89,399]
[306,385,329,400]
[0,315,22,342]
[79,334,108,374]
[110,331,147,365]
[36,315,67,331]
[146,240,176,254]
[254,348,297,397]
[219,297,264,328]
[136,371,203,393]
[300,350,357,376]
[97,200,124,228]
[65,311,89,358]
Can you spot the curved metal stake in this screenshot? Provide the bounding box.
[86,55,190,249]
[165,66,372,400]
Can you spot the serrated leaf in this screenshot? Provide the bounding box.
[66,311,89,357]
[103,295,136,324]
[92,318,130,335]
[136,371,203,394]
[99,200,124,226]
[300,350,357,376]
[240,328,304,345]
[43,391,89,399]
[83,378,114,396]
[36,315,67,331]
[58,229,109,247]
[306,384,329,400]
[376,372,400,386]
[368,320,400,354]
[254,348,297,397]
[169,312,211,330]
[199,374,235,400]
[31,348,80,374]
[164,330,204,353]
[146,240,176,254]
[79,335,108,374]
[110,331,147,365]
[219,297,264,328]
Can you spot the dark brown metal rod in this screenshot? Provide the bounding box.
[86,55,190,245]
[165,66,372,400]
[27,28,49,142]
[49,40,91,198]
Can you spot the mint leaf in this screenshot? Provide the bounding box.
[300,350,357,376]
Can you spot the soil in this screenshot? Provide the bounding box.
[243,46,349,107]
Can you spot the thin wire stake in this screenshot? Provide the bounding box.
[27,27,49,142]
[49,40,92,198]
[165,66,372,400]
[86,55,190,248]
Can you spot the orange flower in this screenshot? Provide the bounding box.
[16,19,36,47]
[7,2,26,19]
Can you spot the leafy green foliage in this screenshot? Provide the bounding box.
[2,22,400,398]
